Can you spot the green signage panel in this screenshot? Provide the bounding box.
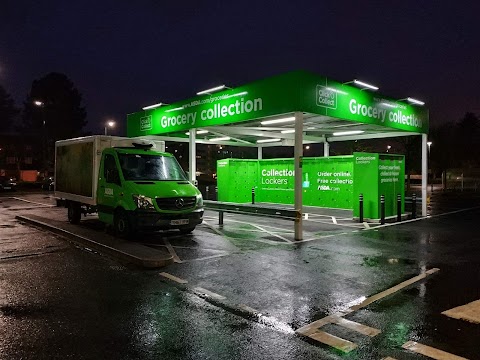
[127,72,301,137]
[218,152,405,219]
[353,152,405,219]
[218,156,354,210]
[128,70,428,136]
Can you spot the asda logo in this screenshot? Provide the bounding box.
[140,116,152,131]
[316,85,337,109]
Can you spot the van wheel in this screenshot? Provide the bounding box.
[114,209,132,238]
[179,226,196,234]
[67,202,81,224]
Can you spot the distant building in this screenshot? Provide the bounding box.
[0,132,41,180]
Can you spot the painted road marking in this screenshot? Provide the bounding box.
[249,223,292,243]
[238,304,259,314]
[10,197,55,207]
[201,220,228,236]
[330,316,381,337]
[331,216,337,224]
[297,268,439,348]
[402,341,469,360]
[296,312,352,336]
[182,253,230,262]
[163,239,182,263]
[381,357,398,360]
[349,268,440,311]
[159,272,188,284]
[309,330,357,353]
[363,222,371,229]
[193,287,227,301]
[442,299,480,324]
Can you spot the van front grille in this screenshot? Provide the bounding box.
[156,196,196,210]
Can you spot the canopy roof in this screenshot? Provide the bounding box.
[127,70,428,146]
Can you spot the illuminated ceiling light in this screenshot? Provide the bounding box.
[142,102,167,110]
[256,138,281,143]
[407,97,425,106]
[185,130,209,135]
[332,130,365,136]
[325,87,348,95]
[165,106,184,112]
[208,136,230,141]
[229,91,248,97]
[197,85,228,95]
[34,100,44,106]
[281,129,295,134]
[381,102,397,108]
[261,116,295,125]
[353,79,379,91]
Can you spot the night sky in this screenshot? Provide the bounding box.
[1,1,479,136]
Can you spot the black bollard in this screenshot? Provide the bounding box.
[215,186,218,201]
[412,193,417,219]
[380,194,385,225]
[252,187,255,204]
[397,194,401,222]
[359,193,364,223]
[206,186,209,200]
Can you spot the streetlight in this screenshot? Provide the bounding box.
[387,145,391,153]
[105,120,115,135]
[427,141,432,192]
[34,100,47,177]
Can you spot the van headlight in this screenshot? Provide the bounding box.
[132,195,155,210]
[196,194,203,208]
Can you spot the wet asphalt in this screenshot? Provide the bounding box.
[1,191,480,359]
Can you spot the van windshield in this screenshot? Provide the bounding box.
[118,154,188,181]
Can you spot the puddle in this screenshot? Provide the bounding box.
[362,255,416,267]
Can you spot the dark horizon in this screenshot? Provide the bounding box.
[1,1,479,136]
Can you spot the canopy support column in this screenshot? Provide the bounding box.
[189,129,196,184]
[294,112,303,241]
[258,146,262,159]
[422,133,427,216]
[324,139,330,157]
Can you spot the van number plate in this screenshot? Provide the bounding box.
[170,219,189,225]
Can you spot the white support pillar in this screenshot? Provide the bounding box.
[294,112,303,241]
[324,140,330,157]
[421,133,428,216]
[189,129,197,185]
[257,146,262,159]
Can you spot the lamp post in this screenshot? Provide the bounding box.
[105,120,115,135]
[427,141,432,192]
[386,145,391,153]
[33,100,47,177]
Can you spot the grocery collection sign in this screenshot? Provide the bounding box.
[127,72,301,136]
[127,70,428,136]
[301,73,428,133]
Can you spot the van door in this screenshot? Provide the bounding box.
[97,153,122,224]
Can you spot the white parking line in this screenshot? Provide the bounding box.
[193,287,226,300]
[297,268,440,337]
[309,330,357,353]
[10,197,55,207]
[163,239,182,263]
[182,253,230,262]
[331,216,337,224]
[402,341,468,360]
[349,268,440,311]
[159,272,188,284]
[330,316,381,337]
